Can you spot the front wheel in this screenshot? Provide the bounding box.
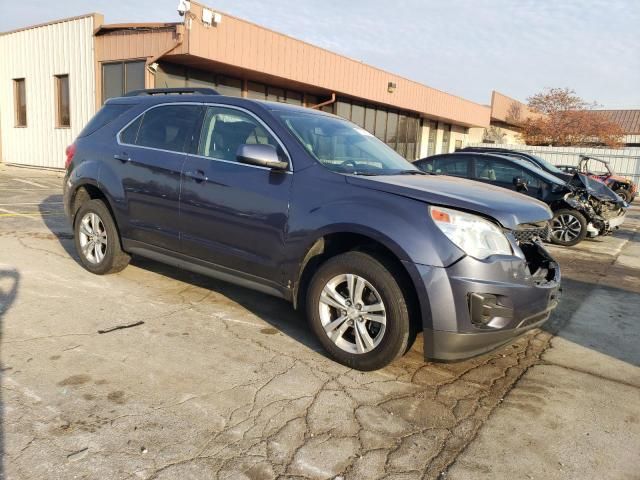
[74,199,130,274]
[549,208,587,246]
[615,188,632,203]
[306,252,410,371]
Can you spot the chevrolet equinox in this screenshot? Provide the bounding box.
[63,88,561,371]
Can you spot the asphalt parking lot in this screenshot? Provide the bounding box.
[0,163,639,480]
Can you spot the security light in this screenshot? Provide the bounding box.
[177,0,191,16]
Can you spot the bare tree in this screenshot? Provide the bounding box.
[520,88,623,148]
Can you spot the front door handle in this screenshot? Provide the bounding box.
[185,170,208,183]
[114,153,130,163]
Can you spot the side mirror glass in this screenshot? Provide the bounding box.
[236,144,288,171]
[513,176,528,192]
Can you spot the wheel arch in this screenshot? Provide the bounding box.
[292,228,426,336]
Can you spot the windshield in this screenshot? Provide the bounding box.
[528,154,565,174]
[276,111,419,175]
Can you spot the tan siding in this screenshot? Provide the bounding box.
[0,15,98,168]
[185,1,489,127]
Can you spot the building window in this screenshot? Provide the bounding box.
[102,61,145,102]
[427,121,437,156]
[55,74,70,127]
[455,139,463,151]
[441,123,452,154]
[14,78,27,127]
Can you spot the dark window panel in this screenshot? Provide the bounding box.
[427,121,437,156]
[215,75,242,97]
[441,123,452,154]
[305,94,318,107]
[124,61,145,93]
[102,63,123,102]
[120,115,142,144]
[374,109,387,140]
[351,103,365,128]
[267,87,285,102]
[156,62,187,88]
[14,78,27,126]
[336,100,351,120]
[385,111,398,148]
[364,106,376,133]
[285,90,302,106]
[186,68,216,88]
[247,81,267,100]
[56,75,70,127]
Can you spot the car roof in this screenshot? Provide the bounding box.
[105,92,337,118]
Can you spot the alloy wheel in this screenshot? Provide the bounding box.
[78,212,108,264]
[318,274,386,354]
[551,213,582,243]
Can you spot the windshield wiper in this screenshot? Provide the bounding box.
[394,169,429,175]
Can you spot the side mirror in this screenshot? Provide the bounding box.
[236,144,288,171]
[513,176,528,192]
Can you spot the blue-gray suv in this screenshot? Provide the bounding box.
[63,88,560,370]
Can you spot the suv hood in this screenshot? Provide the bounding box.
[346,174,552,229]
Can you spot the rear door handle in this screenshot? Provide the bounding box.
[114,153,130,163]
[186,169,208,183]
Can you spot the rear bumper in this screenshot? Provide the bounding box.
[412,241,561,361]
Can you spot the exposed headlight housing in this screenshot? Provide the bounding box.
[430,206,512,259]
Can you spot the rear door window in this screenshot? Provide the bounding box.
[133,105,202,153]
[434,155,470,177]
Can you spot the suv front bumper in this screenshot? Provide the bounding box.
[412,241,560,361]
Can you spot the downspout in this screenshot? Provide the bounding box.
[310,93,336,110]
[145,24,185,83]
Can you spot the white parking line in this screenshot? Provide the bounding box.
[0,202,63,206]
[12,178,50,188]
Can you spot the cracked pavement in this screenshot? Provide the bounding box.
[0,164,638,479]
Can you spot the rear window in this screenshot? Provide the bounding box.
[78,104,133,137]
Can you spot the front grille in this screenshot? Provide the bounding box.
[512,222,550,243]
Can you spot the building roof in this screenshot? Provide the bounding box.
[593,110,640,134]
[0,13,102,36]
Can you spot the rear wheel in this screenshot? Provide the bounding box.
[74,199,130,274]
[549,209,587,246]
[615,188,631,203]
[306,252,410,371]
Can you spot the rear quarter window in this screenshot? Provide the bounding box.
[77,104,134,137]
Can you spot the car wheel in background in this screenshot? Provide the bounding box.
[306,251,410,371]
[74,199,130,274]
[549,208,587,247]
[615,188,631,203]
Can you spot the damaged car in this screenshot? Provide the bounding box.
[414,152,627,246]
[556,155,637,203]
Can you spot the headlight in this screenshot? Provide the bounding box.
[430,206,512,259]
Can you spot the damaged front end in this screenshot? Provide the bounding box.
[563,173,628,238]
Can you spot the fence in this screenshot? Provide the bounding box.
[467,143,640,182]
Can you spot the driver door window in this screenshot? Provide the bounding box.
[198,107,283,162]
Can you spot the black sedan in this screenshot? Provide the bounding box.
[414,152,627,247]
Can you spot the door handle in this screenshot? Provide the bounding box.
[186,170,208,183]
[114,153,130,163]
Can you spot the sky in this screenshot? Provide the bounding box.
[2,0,639,108]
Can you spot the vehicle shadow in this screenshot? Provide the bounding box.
[130,256,325,353]
[38,194,76,261]
[38,195,325,354]
[0,269,20,479]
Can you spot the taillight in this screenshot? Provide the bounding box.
[65,143,76,170]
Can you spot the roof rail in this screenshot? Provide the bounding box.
[124,87,220,97]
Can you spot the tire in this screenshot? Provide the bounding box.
[615,188,631,203]
[549,208,588,246]
[73,199,130,274]
[306,251,410,371]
